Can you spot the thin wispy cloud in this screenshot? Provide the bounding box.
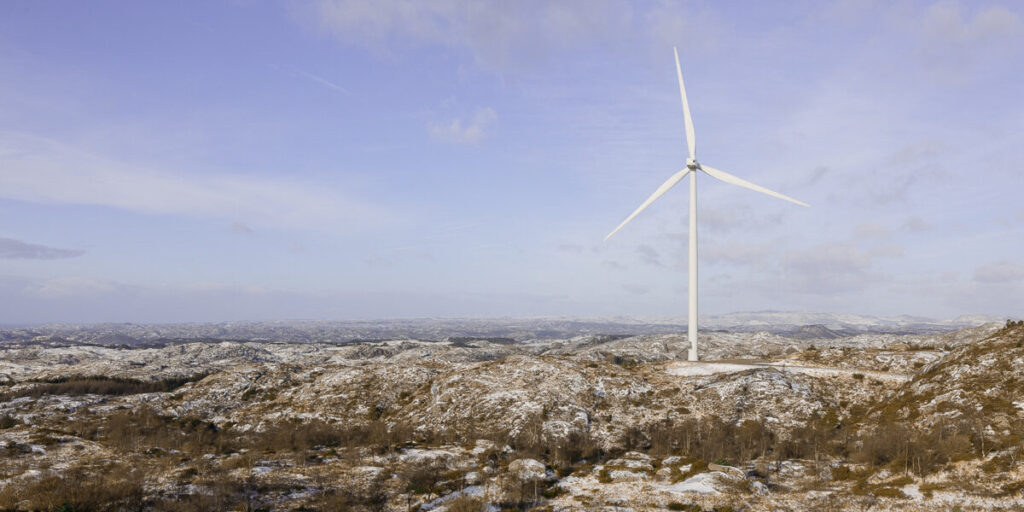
[703,241,772,267]
[23,277,116,298]
[0,238,84,260]
[853,223,891,240]
[902,216,932,232]
[0,133,393,231]
[785,243,871,276]
[428,107,497,144]
[635,244,663,267]
[602,260,626,271]
[229,222,254,235]
[621,283,650,295]
[0,1,1022,322]
[917,1,1024,82]
[297,0,634,72]
[974,261,1024,283]
[294,69,351,95]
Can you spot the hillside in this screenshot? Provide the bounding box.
[0,322,1021,510]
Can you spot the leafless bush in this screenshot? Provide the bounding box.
[401,458,447,495]
[92,407,234,455]
[853,420,979,476]
[497,474,542,509]
[256,417,418,454]
[646,417,775,464]
[0,374,206,401]
[314,471,388,512]
[550,429,599,468]
[0,414,19,429]
[446,495,486,512]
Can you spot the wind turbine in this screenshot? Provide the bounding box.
[605,47,808,362]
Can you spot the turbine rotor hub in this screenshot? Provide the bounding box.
[686,158,698,170]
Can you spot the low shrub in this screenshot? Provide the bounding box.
[0,465,144,511]
[0,414,19,429]
[667,502,700,511]
[0,374,207,401]
[447,495,486,512]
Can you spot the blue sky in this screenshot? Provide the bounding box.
[1,0,1022,323]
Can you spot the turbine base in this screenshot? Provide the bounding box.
[687,348,698,362]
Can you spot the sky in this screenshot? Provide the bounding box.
[1,0,1022,324]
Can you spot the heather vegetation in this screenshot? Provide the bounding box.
[0,321,1020,510]
[0,374,208,402]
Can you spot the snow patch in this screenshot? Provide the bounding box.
[662,472,722,495]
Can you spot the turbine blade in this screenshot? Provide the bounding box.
[605,170,689,241]
[674,47,696,161]
[699,165,809,207]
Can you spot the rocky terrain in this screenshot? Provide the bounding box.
[0,318,1021,511]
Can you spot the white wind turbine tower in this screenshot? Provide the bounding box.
[605,48,809,362]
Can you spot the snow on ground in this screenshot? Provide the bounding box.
[666,361,911,382]
[763,363,911,382]
[666,362,762,376]
[903,485,924,499]
[660,472,723,495]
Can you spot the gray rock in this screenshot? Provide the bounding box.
[508,458,546,481]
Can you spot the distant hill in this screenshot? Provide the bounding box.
[786,324,846,339]
[0,312,1006,347]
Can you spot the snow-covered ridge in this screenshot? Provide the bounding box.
[0,312,1004,347]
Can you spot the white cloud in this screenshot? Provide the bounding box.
[785,243,871,275]
[776,243,886,295]
[229,222,254,235]
[635,244,663,267]
[428,107,497,144]
[917,1,1024,82]
[602,260,626,271]
[853,222,890,239]
[697,204,783,233]
[621,283,650,295]
[297,0,634,72]
[902,216,932,232]
[0,133,392,231]
[645,0,724,55]
[868,244,904,258]
[363,253,392,267]
[921,1,1022,45]
[703,241,773,267]
[974,260,1024,283]
[797,166,829,188]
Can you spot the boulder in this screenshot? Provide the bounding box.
[508,458,546,482]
